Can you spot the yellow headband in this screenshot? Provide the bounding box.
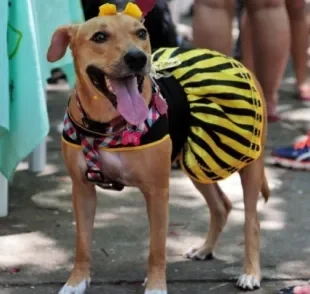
[98,2,143,20]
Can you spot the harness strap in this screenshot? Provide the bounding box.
[80,135,124,190]
[64,80,167,191]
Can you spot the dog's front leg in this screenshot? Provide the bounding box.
[142,185,169,294]
[59,181,97,294]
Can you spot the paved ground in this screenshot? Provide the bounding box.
[1,17,310,294]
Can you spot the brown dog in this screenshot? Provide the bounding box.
[47,2,269,294]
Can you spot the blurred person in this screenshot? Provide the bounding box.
[193,0,291,122]
[241,0,310,106]
[287,0,310,101]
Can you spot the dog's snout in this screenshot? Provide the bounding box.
[124,49,147,71]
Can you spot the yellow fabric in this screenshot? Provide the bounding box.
[152,47,264,183]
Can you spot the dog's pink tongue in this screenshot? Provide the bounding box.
[109,77,148,126]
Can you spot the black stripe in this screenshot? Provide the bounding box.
[194,123,254,162]
[191,116,252,148]
[235,72,251,79]
[169,47,189,58]
[181,147,200,179]
[176,53,218,69]
[187,142,222,180]
[203,92,254,104]
[177,62,233,82]
[152,48,166,62]
[191,106,254,133]
[183,78,251,90]
[219,104,257,117]
[189,132,232,169]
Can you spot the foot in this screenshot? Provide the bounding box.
[59,269,90,294]
[184,246,214,261]
[144,269,167,294]
[236,274,260,291]
[267,97,280,123]
[268,113,280,123]
[298,83,310,101]
[59,279,90,294]
[271,132,310,170]
[279,285,310,294]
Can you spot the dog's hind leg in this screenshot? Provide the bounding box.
[59,180,97,294]
[185,181,232,260]
[236,155,269,291]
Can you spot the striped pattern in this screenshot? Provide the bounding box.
[152,47,264,183]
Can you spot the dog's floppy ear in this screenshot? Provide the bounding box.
[135,0,156,17]
[47,25,79,62]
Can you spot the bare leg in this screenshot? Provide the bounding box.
[185,182,232,260]
[246,0,291,119]
[286,0,310,100]
[192,0,235,55]
[240,12,254,72]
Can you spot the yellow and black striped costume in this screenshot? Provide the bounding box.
[152,47,264,184]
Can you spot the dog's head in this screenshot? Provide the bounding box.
[47,1,156,125]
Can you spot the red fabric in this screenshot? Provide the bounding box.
[135,0,156,16]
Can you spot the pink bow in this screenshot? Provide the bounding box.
[135,0,156,17]
[122,130,142,146]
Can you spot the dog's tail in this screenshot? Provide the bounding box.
[261,169,270,203]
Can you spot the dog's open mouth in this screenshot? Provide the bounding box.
[86,66,148,126]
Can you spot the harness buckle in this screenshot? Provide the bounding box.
[85,170,124,191]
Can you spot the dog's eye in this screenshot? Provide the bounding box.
[91,32,108,43]
[136,29,147,40]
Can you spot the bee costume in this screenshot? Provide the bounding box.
[62,4,264,189]
[152,47,264,184]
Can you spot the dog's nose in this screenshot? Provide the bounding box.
[124,49,147,71]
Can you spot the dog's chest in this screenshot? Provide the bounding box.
[98,150,137,185]
[77,149,135,185]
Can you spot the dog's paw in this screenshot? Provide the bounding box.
[236,274,260,290]
[59,279,90,294]
[184,247,214,261]
[145,290,167,294]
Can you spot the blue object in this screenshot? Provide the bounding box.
[0,0,84,181]
[271,134,310,170]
